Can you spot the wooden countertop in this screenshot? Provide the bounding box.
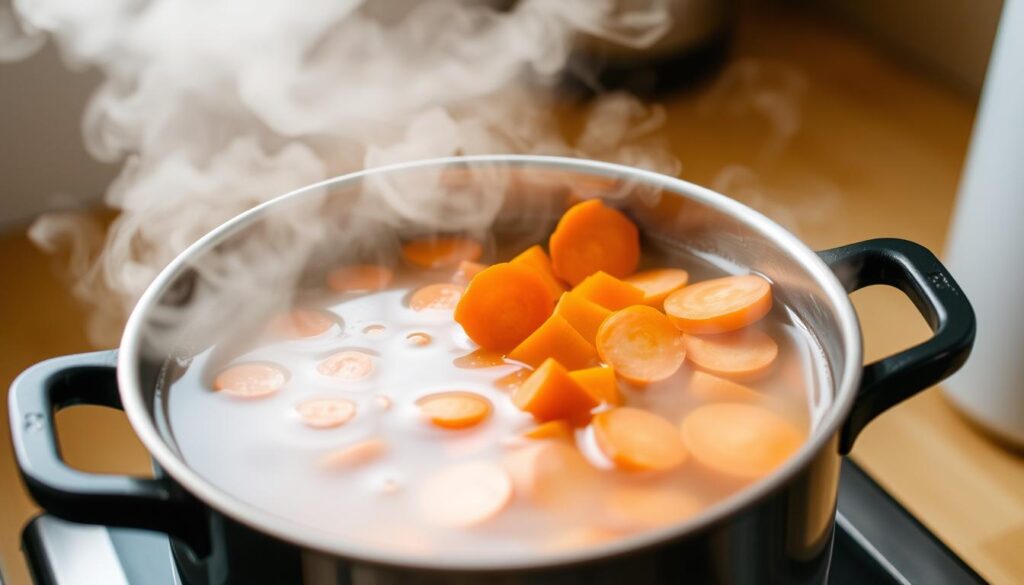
[0,5,1021,585]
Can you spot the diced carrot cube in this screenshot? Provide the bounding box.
[512,358,600,424]
[553,291,611,345]
[572,271,645,311]
[511,245,566,302]
[569,366,621,406]
[508,314,598,370]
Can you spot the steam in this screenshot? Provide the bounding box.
[8,0,680,345]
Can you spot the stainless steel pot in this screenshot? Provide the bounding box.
[9,155,975,584]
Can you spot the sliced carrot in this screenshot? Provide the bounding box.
[493,368,532,392]
[511,358,600,424]
[409,283,463,311]
[327,264,393,293]
[684,329,779,380]
[214,363,287,398]
[267,309,335,338]
[503,442,597,509]
[320,439,387,470]
[547,527,618,550]
[454,262,554,352]
[296,398,357,428]
[664,274,773,334]
[553,291,611,345]
[688,371,763,403]
[402,236,482,268]
[523,420,574,441]
[592,407,688,472]
[317,350,374,381]
[509,314,598,370]
[596,305,686,385]
[625,268,690,308]
[572,271,645,311]
[511,245,566,302]
[453,348,506,369]
[417,461,512,527]
[416,391,492,429]
[569,366,621,406]
[406,332,433,346]
[374,395,393,411]
[680,403,804,479]
[549,199,640,285]
[604,486,701,530]
[452,260,487,285]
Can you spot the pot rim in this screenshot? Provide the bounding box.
[118,154,863,571]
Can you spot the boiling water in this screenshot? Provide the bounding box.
[165,246,831,563]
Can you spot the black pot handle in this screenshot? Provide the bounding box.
[8,350,210,555]
[818,239,975,454]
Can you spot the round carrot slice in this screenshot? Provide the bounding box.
[624,268,690,308]
[213,363,287,398]
[454,262,555,352]
[681,403,804,479]
[406,332,432,346]
[549,199,640,285]
[267,309,336,338]
[664,275,772,334]
[327,264,393,293]
[416,391,492,429]
[547,527,618,550]
[503,442,597,508]
[417,461,512,527]
[605,486,702,530]
[688,371,763,403]
[402,236,483,268]
[320,439,387,470]
[684,329,778,380]
[596,305,686,384]
[317,350,374,381]
[409,283,463,311]
[592,408,688,472]
[296,398,357,428]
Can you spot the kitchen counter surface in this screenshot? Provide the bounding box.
[1,5,1022,585]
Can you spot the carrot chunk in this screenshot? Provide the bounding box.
[214,363,287,398]
[592,407,688,472]
[409,283,463,311]
[417,462,512,527]
[509,314,598,370]
[523,420,574,441]
[553,291,611,344]
[596,305,686,385]
[572,271,645,311]
[452,260,487,285]
[684,329,779,380]
[416,391,492,429]
[568,366,621,406]
[402,235,483,268]
[511,245,566,301]
[549,199,640,285]
[625,268,690,308]
[680,403,803,479]
[267,309,335,338]
[454,262,554,352]
[688,371,763,403]
[493,368,532,392]
[512,358,600,424]
[664,275,773,334]
[327,264,393,293]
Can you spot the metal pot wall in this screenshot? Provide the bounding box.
[9,155,975,584]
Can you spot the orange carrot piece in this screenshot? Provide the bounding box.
[604,486,701,530]
[454,263,554,352]
[409,283,463,311]
[416,391,492,429]
[417,462,512,527]
[688,371,763,403]
[595,305,686,385]
[214,363,287,398]
[296,398,357,428]
[511,245,566,301]
[680,403,803,479]
[549,199,640,285]
[684,329,779,381]
[327,264,393,293]
[406,332,433,346]
[453,348,506,369]
[267,309,335,338]
[452,260,487,285]
[493,368,532,392]
[508,314,598,370]
[547,527,618,551]
[523,420,574,441]
[553,291,611,345]
[664,275,773,334]
[317,350,374,381]
[511,358,600,424]
[320,439,387,470]
[572,271,645,311]
[402,236,482,268]
[593,407,688,472]
[625,268,690,308]
[568,366,621,406]
[503,442,597,509]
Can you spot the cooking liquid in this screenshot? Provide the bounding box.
[165,245,830,562]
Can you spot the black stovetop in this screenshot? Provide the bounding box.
[15,461,985,585]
